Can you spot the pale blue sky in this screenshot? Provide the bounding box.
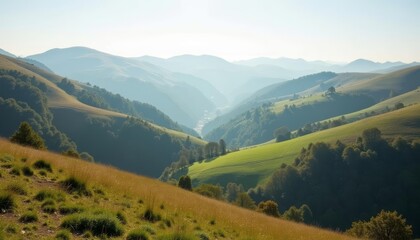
[0,0,419,62]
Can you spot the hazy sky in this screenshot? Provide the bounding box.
[1,0,419,62]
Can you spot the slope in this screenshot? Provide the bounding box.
[29,47,215,128]
[341,65,420,100]
[0,139,354,240]
[188,103,420,189]
[0,55,205,178]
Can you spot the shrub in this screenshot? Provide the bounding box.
[257,200,280,217]
[21,166,33,176]
[55,229,72,240]
[33,160,52,172]
[126,229,149,240]
[61,176,90,196]
[10,122,45,149]
[60,212,124,237]
[178,175,192,191]
[59,204,84,215]
[5,182,27,195]
[0,193,15,213]
[19,211,38,223]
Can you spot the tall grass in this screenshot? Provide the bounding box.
[0,138,355,240]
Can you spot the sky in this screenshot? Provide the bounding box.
[0,0,419,62]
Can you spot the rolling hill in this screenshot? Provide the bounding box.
[0,54,205,178]
[0,139,355,240]
[28,47,217,128]
[341,65,420,100]
[188,103,420,189]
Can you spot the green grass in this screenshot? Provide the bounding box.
[322,88,420,124]
[188,104,420,189]
[271,94,326,113]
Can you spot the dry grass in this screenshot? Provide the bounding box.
[0,139,355,240]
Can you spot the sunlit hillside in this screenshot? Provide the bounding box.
[0,139,355,240]
[187,103,420,188]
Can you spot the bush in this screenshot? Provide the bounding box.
[257,200,280,217]
[55,229,72,240]
[5,182,27,195]
[59,204,85,215]
[0,193,15,213]
[126,229,149,240]
[178,175,192,191]
[19,211,38,223]
[61,176,90,196]
[61,212,124,237]
[33,160,52,172]
[21,166,33,176]
[10,122,45,149]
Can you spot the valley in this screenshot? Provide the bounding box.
[1,2,419,237]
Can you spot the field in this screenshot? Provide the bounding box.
[0,139,355,240]
[188,103,420,189]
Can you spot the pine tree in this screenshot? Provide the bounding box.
[10,122,46,149]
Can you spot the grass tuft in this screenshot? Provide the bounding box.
[61,176,91,196]
[9,167,20,176]
[0,192,15,213]
[126,229,149,240]
[33,159,52,172]
[60,212,124,237]
[21,166,34,176]
[142,207,161,223]
[5,182,27,195]
[55,229,71,240]
[35,189,65,202]
[59,204,84,215]
[19,211,38,223]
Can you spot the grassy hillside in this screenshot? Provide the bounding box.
[188,104,420,189]
[0,139,354,240]
[321,88,420,124]
[341,65,420,100]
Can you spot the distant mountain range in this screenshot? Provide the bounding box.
[2,46,419,130]
[28,47,218,128]
[0,48,16,58]
[236,57,419,73]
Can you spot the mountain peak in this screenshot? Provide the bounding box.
[0,48,16,58]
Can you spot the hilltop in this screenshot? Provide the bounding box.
[0,139,354,240]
